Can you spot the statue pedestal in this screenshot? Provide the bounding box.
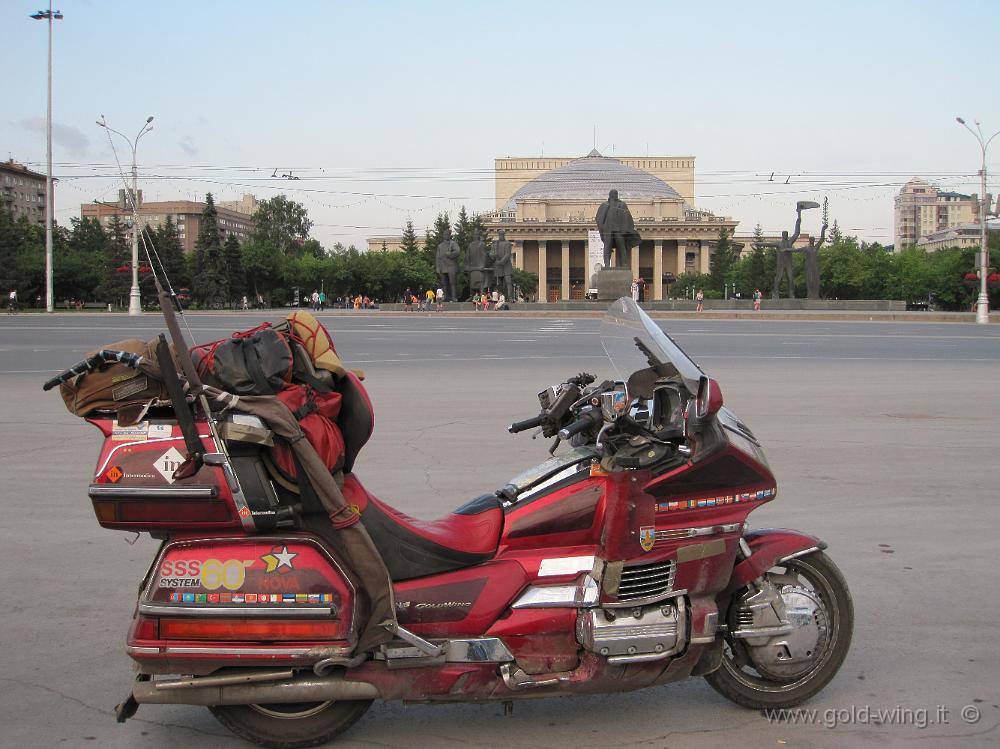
[594,269,633,301]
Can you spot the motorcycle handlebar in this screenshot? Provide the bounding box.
[508,414,547,434]
[42,350,144,391]
[557,409,603,441]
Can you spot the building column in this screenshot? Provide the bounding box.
[676,240,687,278]
[561,240,570,300]
[537,240,547,304]
[653,239,664,300]
[514,240,523,271]
[631,242,640,281]
[699,240,710,275]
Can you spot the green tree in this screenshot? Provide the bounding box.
[829,219,842,244]
[224,233,246,302]
[709,227,737,291]
[191,193,228,307]
[250,195,312,258]
[94,216,132,306]
[400,220,419,255]
[512,268,538,299]
[57,217,104,301]
[153,215,188,289]
[728,224,774,296]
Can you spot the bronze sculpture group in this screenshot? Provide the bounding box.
[769,199,828,300]
[435,228,514,303]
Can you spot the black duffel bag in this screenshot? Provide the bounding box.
[192,325,293,395]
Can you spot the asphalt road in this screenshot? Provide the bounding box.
[1,310,998,749]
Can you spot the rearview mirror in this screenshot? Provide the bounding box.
[696,376,724,418]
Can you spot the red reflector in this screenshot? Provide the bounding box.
[93,501,117,522]
[117,501,233,523]
[159,618,339,641]
[133,616,159,639]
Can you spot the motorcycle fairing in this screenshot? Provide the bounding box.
[393,561,528,635]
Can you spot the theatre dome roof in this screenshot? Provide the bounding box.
[503,150,684,211]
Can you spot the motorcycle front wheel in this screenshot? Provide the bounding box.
[209,699,372,748]
[705,550,853,709]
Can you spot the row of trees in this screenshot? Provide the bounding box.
[669,225,999,310]
[0,194,537,309]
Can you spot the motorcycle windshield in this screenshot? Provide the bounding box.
[600,297,706,396]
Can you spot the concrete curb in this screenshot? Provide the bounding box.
[4,309,990,323]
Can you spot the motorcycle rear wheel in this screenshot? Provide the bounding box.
[209,699,372,748]
[705,550,853,709]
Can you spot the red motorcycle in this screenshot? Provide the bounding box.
[48,298,852,747]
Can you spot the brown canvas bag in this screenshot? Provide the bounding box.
[59,338,169,417]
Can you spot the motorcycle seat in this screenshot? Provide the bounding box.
[341,475,503,581]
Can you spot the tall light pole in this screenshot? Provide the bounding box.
[956,117,998,324]
[30,4,63,313]
[97,115,153,315]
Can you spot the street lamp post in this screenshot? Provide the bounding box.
[30,4,63,313]
[955,117,999,325]
[97,115,154,315]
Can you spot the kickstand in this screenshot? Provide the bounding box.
[503,700,514,716]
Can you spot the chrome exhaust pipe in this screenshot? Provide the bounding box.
[133,673,379,706]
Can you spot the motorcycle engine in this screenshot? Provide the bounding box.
[577,598,686,662]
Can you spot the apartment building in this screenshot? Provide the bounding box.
[893,178,984,250]
[81,191,256,253]
[1,159,51,224]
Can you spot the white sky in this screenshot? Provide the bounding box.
[3,0,999,248]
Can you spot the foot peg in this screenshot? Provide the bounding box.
[383,622,444,657]
[500,663,564,691]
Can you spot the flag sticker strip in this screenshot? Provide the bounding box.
[656,487,775,513]
[165,592,335,605]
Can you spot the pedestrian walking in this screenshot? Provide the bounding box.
[319,290,326,310]
[695,289,704,313]
[241,295,249,310]
[435,287,444,311]
[425,288,435,310]
[7,289,17,315]
[753,288,762,312]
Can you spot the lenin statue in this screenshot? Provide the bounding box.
[595,189,641,269]
[436,228,461,302]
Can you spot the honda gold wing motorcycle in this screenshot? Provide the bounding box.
[46,297,852,748]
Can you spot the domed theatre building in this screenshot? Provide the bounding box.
[483,150,737,302]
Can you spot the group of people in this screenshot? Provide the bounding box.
[398,286,509,312]
[308,290,328,311]
[304,292,376,310]
[472,289,508,311]
[402,287,447,312]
